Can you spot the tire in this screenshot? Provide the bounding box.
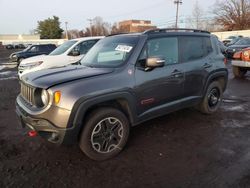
[79,107,130,161]
[198,81,223,114]
[233,66,247,78]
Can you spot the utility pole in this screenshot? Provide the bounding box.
[87,19,93,36]
[174,0,182,28]
[65,21,69,39]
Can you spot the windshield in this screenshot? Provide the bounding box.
[235,38,250,45]
[23,45,32,52]
[50,40,77,55]
[80,36,139,68]
[229,37,240,44]
[228,36,236,39]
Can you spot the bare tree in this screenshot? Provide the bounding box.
[213,0,250,30]
[193,1,204,29]
[111,23,121,34]
[186,1,205,29]
[83,17,111,36]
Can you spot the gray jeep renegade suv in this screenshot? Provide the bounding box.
[16,29,228,160]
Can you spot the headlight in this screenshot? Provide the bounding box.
[21,61,43,69]
[41,89,49,106]
[10,54,17,58]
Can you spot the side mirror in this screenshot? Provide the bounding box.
[69,50,80,56]
[146,57,165,68]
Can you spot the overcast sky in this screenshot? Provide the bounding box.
[0,0,216,34]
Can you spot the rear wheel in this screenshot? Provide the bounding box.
[198,81,223,114]
[79,107,130,161]
[233,66,247,78]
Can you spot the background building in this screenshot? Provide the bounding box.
[119,20,157,33]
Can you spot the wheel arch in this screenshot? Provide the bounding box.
[63,92,138,144]
[203,70,228,95]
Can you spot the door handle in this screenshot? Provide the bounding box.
[171,70,183,78]
[203,63,212,69]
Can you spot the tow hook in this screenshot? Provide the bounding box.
[28,130,37,137]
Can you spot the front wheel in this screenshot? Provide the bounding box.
[79,107,130,161]
[198,81,223,114]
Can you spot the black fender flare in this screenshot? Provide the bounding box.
[62,91,138,144]
[202,69,228,95]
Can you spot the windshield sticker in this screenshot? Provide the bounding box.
[115,45,133,53]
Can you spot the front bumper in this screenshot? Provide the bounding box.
[16,95,75,145]
[232,60,250,68]
[16,102,66,144]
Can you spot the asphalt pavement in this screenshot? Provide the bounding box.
[1,49,250,188]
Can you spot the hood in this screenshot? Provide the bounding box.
[12,50,26,56]
[21,65,114,89]
[20,55,47,64]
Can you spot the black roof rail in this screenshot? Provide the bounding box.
[143,28,210,34]
[107,32,130,37]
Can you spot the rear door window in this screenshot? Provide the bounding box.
[38,45,48,52]
[179,36,212,62]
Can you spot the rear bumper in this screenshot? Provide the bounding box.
[232,60,250,68]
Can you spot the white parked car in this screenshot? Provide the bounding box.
[18,36,104,78]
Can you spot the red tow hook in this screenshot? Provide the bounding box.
[28,130,37,137]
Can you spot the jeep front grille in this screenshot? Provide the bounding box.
[20,82,35,105]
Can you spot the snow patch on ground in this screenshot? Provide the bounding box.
[0,66,5,71]
[0,71,17,80]
[221,119,247,128]
[221,104,245,112]
[219,148,236,156]
[0,77,17,81]
[0,71,13,75]
[222,99,240,103]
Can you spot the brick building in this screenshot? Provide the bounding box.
[119,20,157,33]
